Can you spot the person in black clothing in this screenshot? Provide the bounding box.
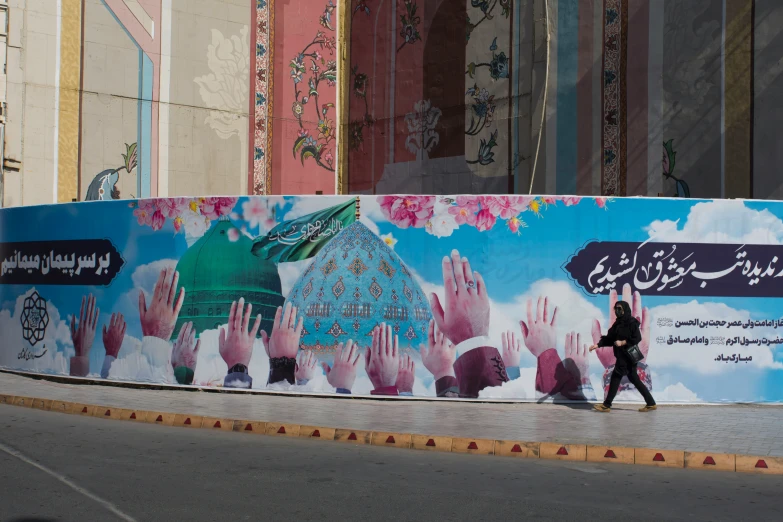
[589,300,656,412]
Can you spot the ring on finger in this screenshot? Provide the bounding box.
[466,280,475,288]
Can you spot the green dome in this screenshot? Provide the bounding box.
[172,218,284,339]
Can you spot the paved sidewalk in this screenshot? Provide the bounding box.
[1,371,782,457]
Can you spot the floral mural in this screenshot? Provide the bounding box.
[289,1,338,172]
[378,195,612,238]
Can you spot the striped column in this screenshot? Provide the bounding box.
[724,0,754,199]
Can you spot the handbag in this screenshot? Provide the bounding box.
[625,344,644,364]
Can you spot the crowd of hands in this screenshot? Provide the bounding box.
[68,249,651,397]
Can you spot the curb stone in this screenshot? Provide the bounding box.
[1,395,780,475]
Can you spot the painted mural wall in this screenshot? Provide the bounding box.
[1,0,338,208]
[344,0,783,200]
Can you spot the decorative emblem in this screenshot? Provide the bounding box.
[20,291,49,346]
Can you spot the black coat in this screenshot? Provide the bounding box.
[597,301,642,373]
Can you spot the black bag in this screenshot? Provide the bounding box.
[625,344,644,364]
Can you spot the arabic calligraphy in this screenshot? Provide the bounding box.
[0,240,124,286]
[17,344,48,361]
[671,318,783,329]
[564,241,783,297]
[713,353,753,363]
[267,218,345,245]
[656,335,783,346]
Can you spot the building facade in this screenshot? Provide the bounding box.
[1,0,782,207]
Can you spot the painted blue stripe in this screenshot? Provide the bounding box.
[140,52,153,198]
[556,0,579,195]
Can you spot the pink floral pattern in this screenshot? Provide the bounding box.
[379,196,435,229]
[379,195,602,236]
[131,197,238,237]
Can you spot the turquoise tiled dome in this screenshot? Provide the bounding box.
[286,221,432,357]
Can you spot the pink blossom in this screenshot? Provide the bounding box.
[448,205,477,226]
[559,196,582,206]
[228,228,240,242]
[474,208,496,232]
[540,196,557,205]
[242,198,271,231]
[149,210,166,231]
[455,196,480,213]
[378,196,434,229]
[595,197,609,209]
[507,216,525,234]
[133,202,155,226]
[323,150,334,165]
[173,216,184,233]
[481,196,530,219]
[201,197,238,219]
[157,198,187,218]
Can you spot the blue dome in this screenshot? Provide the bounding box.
[287,221,432,356]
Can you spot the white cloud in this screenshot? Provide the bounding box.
[278,259,313,298]
[0,289,74,375]
[478,367,539,399]
[131,259,179,295]
[648,300,783,374]
[113,259,179,319]
[283,195,384,234]
[646,200,783,244]
[656,382,703,403]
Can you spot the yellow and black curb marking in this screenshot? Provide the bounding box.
[2,393,781,475]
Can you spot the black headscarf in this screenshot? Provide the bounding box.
[612,300,639,341]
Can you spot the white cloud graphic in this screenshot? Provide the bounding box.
[646,200,783,244]
[283,195,384,234]
[648,300,783,374]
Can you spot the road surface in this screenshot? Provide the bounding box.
[1,406,781,522]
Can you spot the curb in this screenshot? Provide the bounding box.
[1,393,781,475]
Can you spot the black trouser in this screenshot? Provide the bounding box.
[603,367,655,407]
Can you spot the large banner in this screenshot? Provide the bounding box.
[1,196,782,403]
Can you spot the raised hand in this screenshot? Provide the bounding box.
[591,284,650,368]
[171,321,200,372]
[219,298,261,368]
[261,302,303,360]
[520,296,558,358]
[563,331,590,384]
[322,340,361,391]
[295,350,318,383]
[395,354,415,394]
[365,323,399,389]
[420,319,456,380]
[102,312,126,358]
[430,249,490,346]
[138,267,184,340]
[71,294,99,358]
[501,330,522,368]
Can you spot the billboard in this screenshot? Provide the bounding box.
[2,195,782,403]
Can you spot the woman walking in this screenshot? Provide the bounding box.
[589,300,656,412]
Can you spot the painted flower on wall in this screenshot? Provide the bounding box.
[398,0,422,52]
[289,3,339,172]
[194,27,250,142]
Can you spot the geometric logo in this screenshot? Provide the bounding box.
[20,291,49,346]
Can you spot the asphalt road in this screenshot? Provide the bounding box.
[1,406,781,522]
